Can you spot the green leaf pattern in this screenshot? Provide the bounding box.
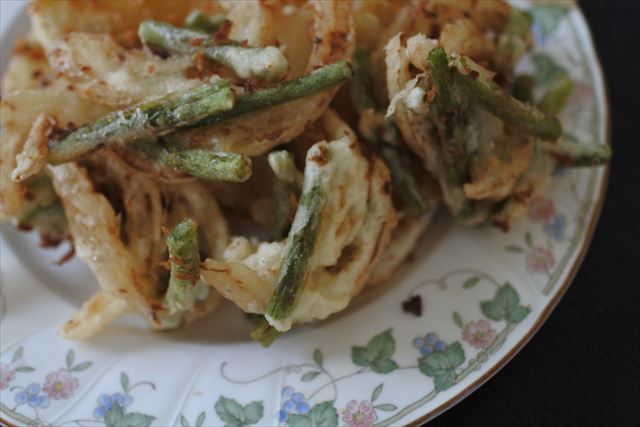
[11,346,23,363]
[121,372,130,392]
[301,371,321,382]
[104,403,155,427]
[351,329,399,374]
[179,412,206,427]
[371,383,383,402]
[453,311,464,329]
[313,349,323,367]
[215,396,264,427]
[462,277,480,289]
[480,283,530,323]
[418,342,466,392]
[287,401,338,427]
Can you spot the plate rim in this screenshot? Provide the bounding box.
[0,3,611,427]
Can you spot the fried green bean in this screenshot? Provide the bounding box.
[380,145,431,216]
[164,218,201,314]
[351,46,377,112]
[493,9,533,80]
[544,140,611,167]
[511,74,535,104]
[139,20,288,80]
[250,318,281,347]
[352,46,430,215]
[427,48,479,222]
[48,81,234,164]
[268,151,303,239]
[185,10,225,34]
[450,55,562,140]
[428,47,455,112]
[17,174,68,243]
[266,181,325,322]
[537,73,573,116]
[49,62,352,164]
[191,60,354,128]
[135,141,252,182]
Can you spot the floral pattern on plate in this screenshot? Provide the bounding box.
[212,275,530,427]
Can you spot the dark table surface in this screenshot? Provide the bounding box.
[430,1,640,426]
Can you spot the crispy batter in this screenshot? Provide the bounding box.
[11,113,54,183]
[29,0,219,51]
[49,33,201,107]
[60,291,128,340]
[1,80,110,217]
[439,19,495,63]
[201,111,397,331]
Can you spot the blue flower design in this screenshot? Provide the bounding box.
[433,341,447,352]
[544,213,567,241]
[532,22,547,46]
[413,333,447,356]
[296,401,310,414]
[282,400,295,412]
[14,383,50,409]
[278,387,309,423]
[425,333,438,345]
[281,386,294,398]
[93,392,133,418]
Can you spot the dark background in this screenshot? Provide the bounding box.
[430,1,640,426]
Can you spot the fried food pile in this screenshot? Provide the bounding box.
[0,0,609,344]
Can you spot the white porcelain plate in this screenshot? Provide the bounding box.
[0,2,609,426]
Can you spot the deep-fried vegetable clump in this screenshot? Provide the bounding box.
[383,7,609,229]
[0,0,609,343]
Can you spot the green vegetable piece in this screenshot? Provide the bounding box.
[165,218,201,314]
[351,46,377,113]
[545,140,611,167]
[139,20,288,80]
[191,60,354,128]
[18,174,68,243]
[268,150,303,239]
[493,9,533,79]
[352,46,430,215]
[451,56,563,140]
[266,180,325,322]
[428,47,455,111]
[537,73,573,116]
[48,81,234,164]
[427,47,480,222]
[49,61,353,165]
[250,318,281,347]
[135,141,252,182]
[379,146,430,216]
[185,10,225,34]
[511,74,535,104]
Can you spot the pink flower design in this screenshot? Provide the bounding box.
[342,400,377,427]
[43,368,79,400]
[528,197,555,223]
[0,363,15,390]
[526,246,556,273]
[462,320,496,349]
